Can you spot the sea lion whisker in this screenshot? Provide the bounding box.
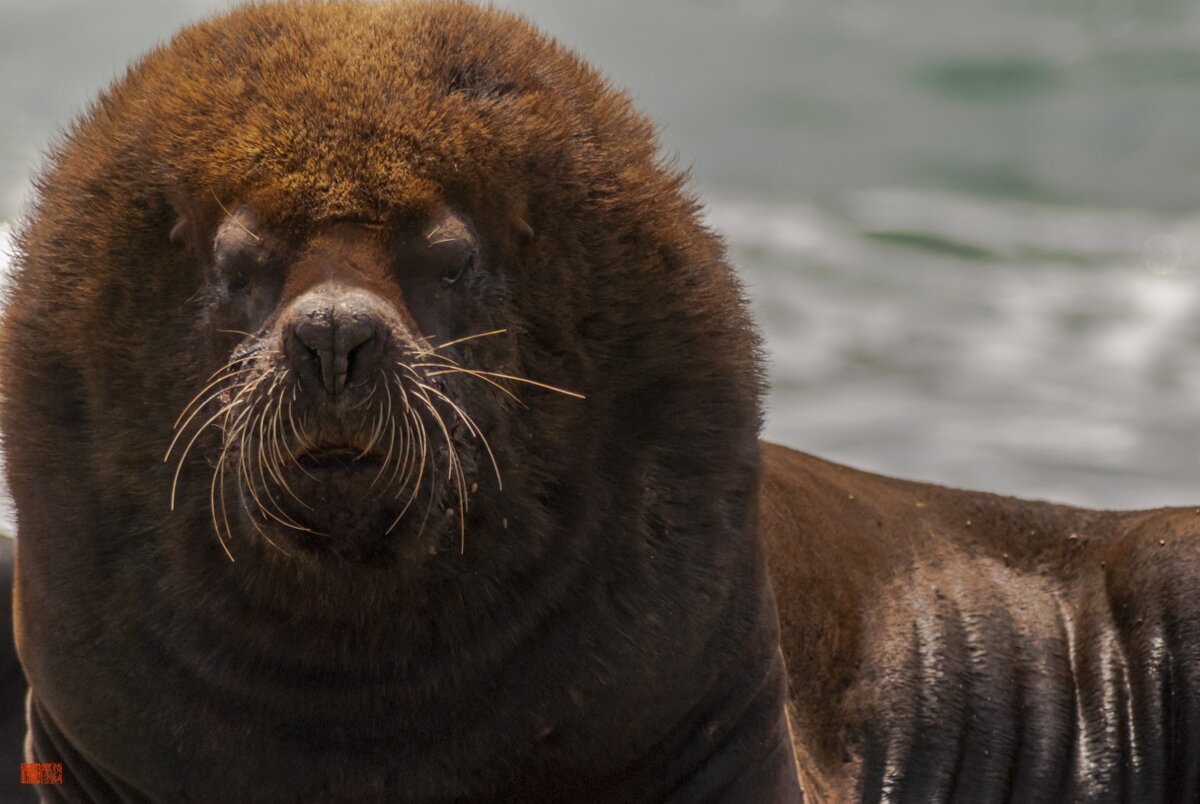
[404,413,423,494]
[228,457,290,557]
[369,379,397,488]
[359,382,389,459]
[409,389,469,550]
[208,445,237,563]
[433,328,508,350]
[345,380,379,412]
[267,424,311,511]
[424,368,585,400]
[411,348,457,364]
[230,399,263,498]
[398,362,427,387]
[283,393,317,454]
[409,383,458,484]
[391,410,416,500]
[266,383,312,510]
[380,438,408,495]
[225,406,291,554]
[386,414,410,493]
[384,378,418,496]
[252,386,312,520]
[386,403,429,533]
[211,190,261,242]
[370,412,397,491]
[391,367,415,410]
[410,432,445,545]
[241,498,293,558]
[213,375,270,438]
[236,409,271,527]
[238,391,315,529]
[168,393,257,511]
[201,353,258,383]
[452,453,468,552]
[412,382,477,489]
[284,398,321,483]
[267,379,291,470]
[413,381,503,491]
[404,377,431,500]
[412,362,525,406]
[413,382,481,440]
[362,405,386,458]
[216,386,312,537]
[215,372,271,427]
[238,410,321,535]
[172,365,258,431]
[165,376,258,462]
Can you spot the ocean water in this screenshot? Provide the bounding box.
[1,0,1198,527]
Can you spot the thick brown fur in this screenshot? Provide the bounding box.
[1,2,799,801]
[7,2,1200,803]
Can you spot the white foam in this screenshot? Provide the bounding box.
[704,198,861,265]
[847,187,1172,260]
[704,190,1200,508]
[0,222,10,279]
[0,224,13,536]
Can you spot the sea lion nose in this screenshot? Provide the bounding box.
[286,291,387,397]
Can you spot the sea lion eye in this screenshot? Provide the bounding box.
[225,268,250,292]
[423,207,480,288]
[211,208,279,292]
[440,251,472,286]
[214,244,268,294]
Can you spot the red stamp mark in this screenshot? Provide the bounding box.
[20,762,63,785]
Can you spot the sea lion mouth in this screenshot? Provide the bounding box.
[166,349,480,558]
[295,446,376,471]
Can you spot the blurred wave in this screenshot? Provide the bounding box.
[710,192,1200,507]
[0,223,14,534]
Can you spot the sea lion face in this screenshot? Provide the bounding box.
[170,200,535,565]
[7,0,764,590]
[4,4,777,797]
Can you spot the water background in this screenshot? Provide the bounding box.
[1,0,1199,528]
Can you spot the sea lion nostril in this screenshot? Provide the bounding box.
[290,309,383,396]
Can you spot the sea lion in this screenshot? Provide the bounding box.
[4,2,1200,803]
[2,2,795,800]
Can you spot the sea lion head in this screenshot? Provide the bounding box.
[5,0,764,588]
[3,3,780,797]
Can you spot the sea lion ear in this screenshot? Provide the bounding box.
[516,217,534,243]
[166,191,216,256]
[169,215,190,245]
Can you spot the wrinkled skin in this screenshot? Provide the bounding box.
[762,446,1200,802]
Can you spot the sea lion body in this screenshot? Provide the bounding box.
[3,2,797,800]
[4,1,1200,802]
[762,444,1200,801]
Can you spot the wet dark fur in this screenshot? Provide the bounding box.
[4,2,1200,803]
[1,2,796,801]
[762,446,1200,801]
